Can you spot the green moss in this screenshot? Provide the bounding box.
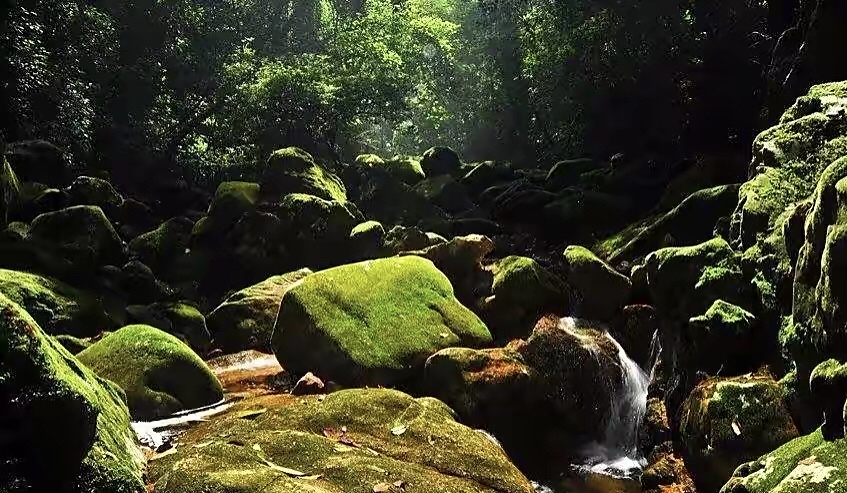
[28,205,126,270]
[0,293,145,492]
[66,176,124,213]
[721,428,847,493]
[148,388,534,493]
[128,216,193,274]
[0,268,115,336]
[361,154,426,185]
[53,334,93,354]
[481,256,569,340]
[204,181,261,235]
[207,269,313,353]
[77,324,223,420]
[262,147,347,203]
[276,193,360,268]
[273,256,492,386]
[128,302,211,353]
[351,219,384,237]
[681,373,799,492]
[563,245,631,320]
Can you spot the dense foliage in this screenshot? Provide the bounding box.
[1,0,843,180]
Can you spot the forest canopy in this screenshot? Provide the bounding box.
[0,0,811,183]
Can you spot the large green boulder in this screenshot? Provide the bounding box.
[349,220,387,260]
[207,269,313,353]
[273,256,492,387]
[0,268,116,336]
[809,359,847,440]
[720,429,846,493]
[358,153,426,185]
[202,181,261,237]
[562,245,631,321]
[0,292,145,492]
[680,372,799,492]
[78,324,223,420]
[148,388,534,493]
[260,147,347,202]
[480,255,570,341]
[28,205,126,273]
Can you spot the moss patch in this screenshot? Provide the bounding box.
[0,268,116,336]
[261,147,347,203]
[78,324,223,420]
[562,245,631,321]
[273,256,492,387]
[148,388,533,493]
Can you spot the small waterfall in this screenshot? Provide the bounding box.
[565,318,654,477]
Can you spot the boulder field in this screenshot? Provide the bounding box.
[5,83,847,493]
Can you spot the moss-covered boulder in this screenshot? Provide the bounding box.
[349,220,387,260]
[202,181,261,236]
[65,176,124,216]
[207,269,313,353]
[686,300,758,376]
[359,153,426,185]
[128,216,194,278]
[562,245,631,321]
[385,225,446,254]
[721,428,847,493]
[148,388,534,493]
[358,170,445,225]
[460,160,516,196]
[598,184,741,263]
[479,256,570,341]
[78,324,223,420]
[5,139,73,187]
[426,315,641,476]
[680,372,799,492]
[260,147,347,203]
[0,268,116,336]
[126,302,211,354]
[421,146,462,177]
[53,333,94,354]
[810,359,847,440]
[273,256,492,387]
[275,192,361,269]
[413,175,475,214]
[0,292,145,492]
[28,205,126,274]
[400,234,494,307]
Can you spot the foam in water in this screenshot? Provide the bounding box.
[559,317,657,477]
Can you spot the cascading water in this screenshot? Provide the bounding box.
[563,316,662,478]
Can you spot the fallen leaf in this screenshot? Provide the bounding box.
[339,434,356,446]
[731,420,741,436]
[252,444,262,452]
[236,409,267,420]
[393,480,407,489]
[391,424,407,436]
[264,460,307,477]
[341,426,348,433]
[322,427,336,438]
[364,447,380,456]
[373,483,392,492]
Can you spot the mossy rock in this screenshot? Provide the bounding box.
[128,216,194,278]
[28,205,126,274]
[360,154,426,185]
[385,225,446,254]
[460,160,516,196]
[563,245,631,321]
[480,256,570,341]
[720,428,847,493]
[680,372,799,492]
[0,268,116,336]
[5,139,73,187]
[53,334,93,354]
[126,302,212,354]
[413,175,475,214]
[358,170,445,226]
[349,220,387,260]
[276,193,361,269]
[200,181,261,240]
[686,300,757,376]
[545,158,599,190]
[273,256,492,387]
[0,292,145,492]
[147,388,534,493]
[78,324,223,420]
[207,269,313,353]
[598,184,741,263]
[65,176,124,216]
[810,359,847,440]
[421,146,462,177]
[261,147,347,203]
